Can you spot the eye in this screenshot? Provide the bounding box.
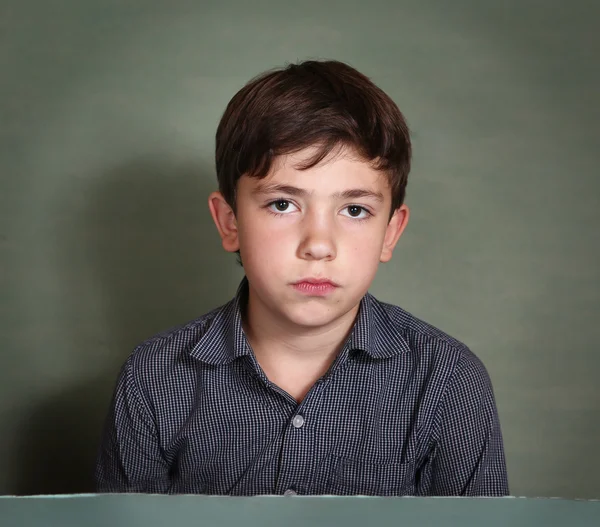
[341,205,370,219]
[267,199,298,214]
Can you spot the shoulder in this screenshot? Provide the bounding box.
[374,296,493,387]
[378,299,467,351]
[124,302,228,382]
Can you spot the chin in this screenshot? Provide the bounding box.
[284,305,346,329]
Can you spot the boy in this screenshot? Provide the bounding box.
[95,60,509,496]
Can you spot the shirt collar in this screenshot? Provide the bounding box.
[190,276,411,364]
[345,291,412,359]
[189,277,252,365]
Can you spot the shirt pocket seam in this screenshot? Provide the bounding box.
[326,455,416,496]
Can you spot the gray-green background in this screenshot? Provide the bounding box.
[1,0,598,499]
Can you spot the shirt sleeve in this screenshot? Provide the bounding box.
[95,358,170,493]
[417,352,509,496]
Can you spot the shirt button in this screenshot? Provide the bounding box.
[283,489,297,496]
[292,415,305,428]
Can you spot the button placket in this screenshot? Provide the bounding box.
[292,414,305,428]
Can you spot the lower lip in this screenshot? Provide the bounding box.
[292,282,338,296]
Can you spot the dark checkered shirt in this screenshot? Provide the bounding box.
[95,277,509,496]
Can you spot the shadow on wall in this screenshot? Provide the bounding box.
[15,156,238,494]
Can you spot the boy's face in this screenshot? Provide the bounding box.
[209,147,409,331]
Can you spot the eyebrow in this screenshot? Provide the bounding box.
[252,183,385,203]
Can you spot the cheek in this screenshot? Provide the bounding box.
[241,223,289,248]
[346,226,386,256]
[238,222,294,268]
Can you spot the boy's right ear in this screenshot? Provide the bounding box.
[208,192,240,253]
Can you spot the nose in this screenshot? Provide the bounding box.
[297,213,337,261]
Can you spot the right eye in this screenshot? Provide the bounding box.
[267,200,298,214]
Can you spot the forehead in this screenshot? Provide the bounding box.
[244,147,391,195]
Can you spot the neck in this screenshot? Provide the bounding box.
[241,285,359,400]
[244,293,358,357]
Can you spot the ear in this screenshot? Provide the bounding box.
[380,204,409,263]
[208,191,240,253]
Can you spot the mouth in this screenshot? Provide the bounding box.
[291,278,339,296]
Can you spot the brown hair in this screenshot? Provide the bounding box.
[215,60,412,215]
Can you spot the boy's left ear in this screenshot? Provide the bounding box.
[380,205,409,263]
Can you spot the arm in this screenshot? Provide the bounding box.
[95,358,170,493]
[417,352,509,496]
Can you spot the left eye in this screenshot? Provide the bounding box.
[341,205,369,219]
